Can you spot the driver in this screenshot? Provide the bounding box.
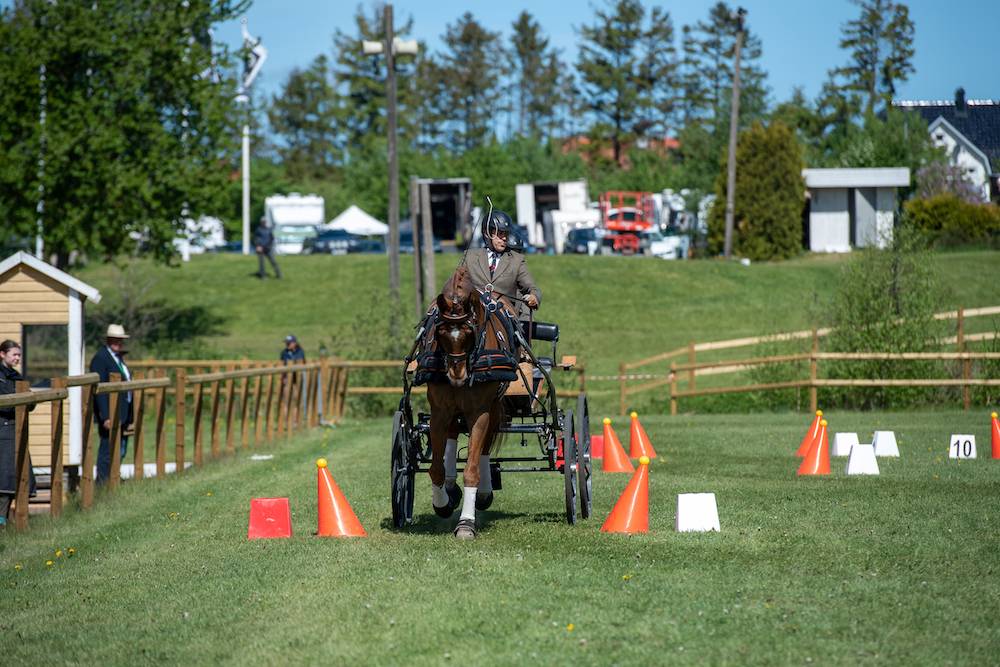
[466,209,540,321]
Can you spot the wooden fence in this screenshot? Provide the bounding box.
[0,361,322,532]
[613,305,1000,414]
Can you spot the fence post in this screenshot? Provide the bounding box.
[266,372,278,443]
[132,386,146,480]
[688,341,696,392]
[108,372,122,490]
[192,383,205,466]
[618,362,627,416]
[80,379,96,509]
[809,328,819,413]
[50,377,65,518]
[239,373,252,450]
[175,368,187,474]
[225,367,237,454]
[209,379,222,459]
[958,306,970,410]
[14,380,30,531]
[669,362,677,416]
[253,373,266,447]
[154,371,167,478]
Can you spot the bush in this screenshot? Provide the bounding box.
[903,194,1000,247]
[707,121,805,261]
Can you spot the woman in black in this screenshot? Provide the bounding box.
[0,340,36,527]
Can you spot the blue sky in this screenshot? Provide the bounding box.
[217,0,999,108]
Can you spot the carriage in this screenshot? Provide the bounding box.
[390,316,592,529]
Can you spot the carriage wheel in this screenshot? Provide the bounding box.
[576,394,592,520]
[390,410,416,529]
[563,408,578,525]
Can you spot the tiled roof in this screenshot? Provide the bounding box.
[894,93,1000,170]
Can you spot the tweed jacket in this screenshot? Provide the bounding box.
[464,247,541,320]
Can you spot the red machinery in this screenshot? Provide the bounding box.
[598,191,657,254]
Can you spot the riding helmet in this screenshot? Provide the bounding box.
[480,209,512,241]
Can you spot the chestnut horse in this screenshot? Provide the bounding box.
[426,266,515,539]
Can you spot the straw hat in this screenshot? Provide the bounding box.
[106,324,129,339]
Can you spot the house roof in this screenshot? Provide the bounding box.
[0,251,102,303]
[802,167,910,189]
[894,91,1000,170]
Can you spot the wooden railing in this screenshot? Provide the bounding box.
[666,351,1000,415]
[612,305,1000,414]
[0,361,325,532]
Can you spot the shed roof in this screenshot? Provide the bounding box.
[802,167,910,189]
[0,252,102,303]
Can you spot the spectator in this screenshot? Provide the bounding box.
[280,335,305,364]
[0,340,36,526]
[89,324,134,485]
[253,218,282,279]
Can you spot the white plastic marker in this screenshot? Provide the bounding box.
[872,431,900,457]
[676,493,721,532]
[948,435,977,460]
[845,444,879,475]
[832,432,860,457]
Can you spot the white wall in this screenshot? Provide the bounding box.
[930,126,990,202]
[874,188,895,249]
[809,188,851,252]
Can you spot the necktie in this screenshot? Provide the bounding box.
[489,252,497,275]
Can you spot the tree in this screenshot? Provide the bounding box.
[438,12,502,151]
[267,55,341,181]
[576,0,678,164]
[508,11,563,138]
[0,0,247,266]
[836,109,937,185]
[831,0,915,117]
[707,121,805,260]
[771,87,824,163]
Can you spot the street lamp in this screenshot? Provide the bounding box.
[238,18,267,256]
[363,4,418,345]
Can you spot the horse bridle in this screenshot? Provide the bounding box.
[437,299,478,373]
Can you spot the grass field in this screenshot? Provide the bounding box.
[2,410,998,665]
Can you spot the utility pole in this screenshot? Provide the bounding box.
[723,7,746,259]
[363,6,418,344]
[238,18,267,256]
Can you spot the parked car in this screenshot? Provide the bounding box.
[640,230,688,259]
[302,229,362,255]
[348,238,386,254]
[564,227,602,255]
[399,230,443,254]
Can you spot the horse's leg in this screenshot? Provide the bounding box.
[444,420,460,492]
[428,387,461,518]
[454,403,492,539]
[475,398,504,511]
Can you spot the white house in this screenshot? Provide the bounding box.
[894,89,1000,202]
[802,168,910,252]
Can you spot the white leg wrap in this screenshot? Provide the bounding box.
[478,455,493,493]
[444,438,457,487]
[460,486,477,521]
[432,483,447,508]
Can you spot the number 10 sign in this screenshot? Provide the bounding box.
[949,435,977,459]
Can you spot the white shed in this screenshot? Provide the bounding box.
[802,168,910,252]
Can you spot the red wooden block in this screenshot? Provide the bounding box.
[248,497,292,540]
[591,434,605,459]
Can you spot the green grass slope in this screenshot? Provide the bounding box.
[2,410,998,664]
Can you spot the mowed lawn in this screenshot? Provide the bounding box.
[2,410,998,665]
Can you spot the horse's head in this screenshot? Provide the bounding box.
[435,285,483,387]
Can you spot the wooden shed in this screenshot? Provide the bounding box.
[0,251,101,472]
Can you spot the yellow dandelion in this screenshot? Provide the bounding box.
[55,549,63,558]
[45,560,54,567]
[206,491,213,497]
[14,563,23,571]
[566,623,575,632]
[68,548,76,557]
[622,574,632,581]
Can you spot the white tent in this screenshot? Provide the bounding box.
[325,205,388,236]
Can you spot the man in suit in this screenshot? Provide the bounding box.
[89,324,134,484]
[464,209,540,322]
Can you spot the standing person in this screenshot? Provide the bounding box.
[0,340,35,527]
[89,325,134,485]
[280,335,305,364]
[253,217,282,279]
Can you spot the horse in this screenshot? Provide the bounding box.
[423,265,518,539]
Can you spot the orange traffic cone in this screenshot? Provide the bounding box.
[798,419,830,476]
[602,418,634,473]
[796,410,823,457]
[601,456,650,533]
[628,412,657,459]
[316,458,367,537]
[991,411,1000,460]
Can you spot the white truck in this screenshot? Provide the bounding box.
[264,193,325,254]
[515,180,599,254]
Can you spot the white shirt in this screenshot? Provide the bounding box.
[488,250,502,273]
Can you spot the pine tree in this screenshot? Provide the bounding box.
[0,0,248,266]
[576,0,679,164]
[438,12,502,151]
[267,55,341,181]
[509,11,563,138]
[831,0,915,116]
[707,121,805,260]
